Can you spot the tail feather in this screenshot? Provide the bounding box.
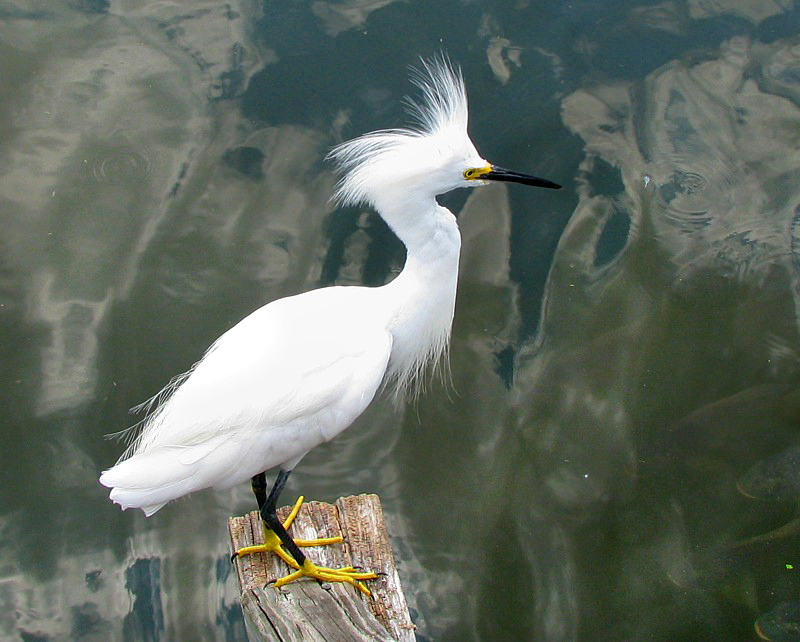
[99,444,216,515]
[99,433,263,515]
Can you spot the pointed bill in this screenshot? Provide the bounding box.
[465,164,561,189]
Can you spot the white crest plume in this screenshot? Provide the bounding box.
[328,55,469,208]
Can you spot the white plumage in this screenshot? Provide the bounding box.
[101,288,394,515]
[99,55,559,518]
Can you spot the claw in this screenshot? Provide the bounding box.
[234,496,377,596]
[273,559,378,596]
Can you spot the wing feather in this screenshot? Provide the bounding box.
[100,286,393,514]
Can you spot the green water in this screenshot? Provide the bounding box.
[2,1,800,639]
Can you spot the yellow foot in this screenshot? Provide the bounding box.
[234,496,344,568]
[273,558,378,596]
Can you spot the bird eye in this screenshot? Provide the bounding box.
[464,169,476,179]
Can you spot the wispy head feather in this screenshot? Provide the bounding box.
[328,54,471,208]
[404,55,468,136]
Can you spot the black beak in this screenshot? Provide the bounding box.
[484,166,561,190]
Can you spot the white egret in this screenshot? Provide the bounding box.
[99,56,561,594]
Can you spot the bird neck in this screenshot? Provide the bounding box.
[375,192,462,399]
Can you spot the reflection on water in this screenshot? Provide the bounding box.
[687,0,792,22]
[2,0,800,639]
[503,27,800,640]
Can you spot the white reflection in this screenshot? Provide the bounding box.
[0,540,130,639]
[561,35,800,282]
[687,0,791,23]
[311,0,401,37]
[0,514,243,639]
[0,0,265,415]
[631,1,686,35]
[479,14,562,84]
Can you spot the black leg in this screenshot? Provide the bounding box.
[251,472,267,510]
[260,469,308,568]
[230,473,272,563]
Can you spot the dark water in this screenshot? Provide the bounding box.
[2,1,800,640]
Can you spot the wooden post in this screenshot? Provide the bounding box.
[228,494,416,641]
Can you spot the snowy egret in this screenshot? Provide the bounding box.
[99,56,561,595]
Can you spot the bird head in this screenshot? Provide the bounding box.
[329,56,560,211]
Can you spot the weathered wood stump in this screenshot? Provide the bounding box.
[228,494,415,641]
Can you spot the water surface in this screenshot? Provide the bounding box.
[2,0,800,639]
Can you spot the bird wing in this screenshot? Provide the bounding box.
[128,286,393,456]
[100,286,393,513]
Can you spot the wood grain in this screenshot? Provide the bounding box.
[228,494,415,642]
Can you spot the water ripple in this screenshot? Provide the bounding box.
[651,155,738,232]
[85,141,157,186]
